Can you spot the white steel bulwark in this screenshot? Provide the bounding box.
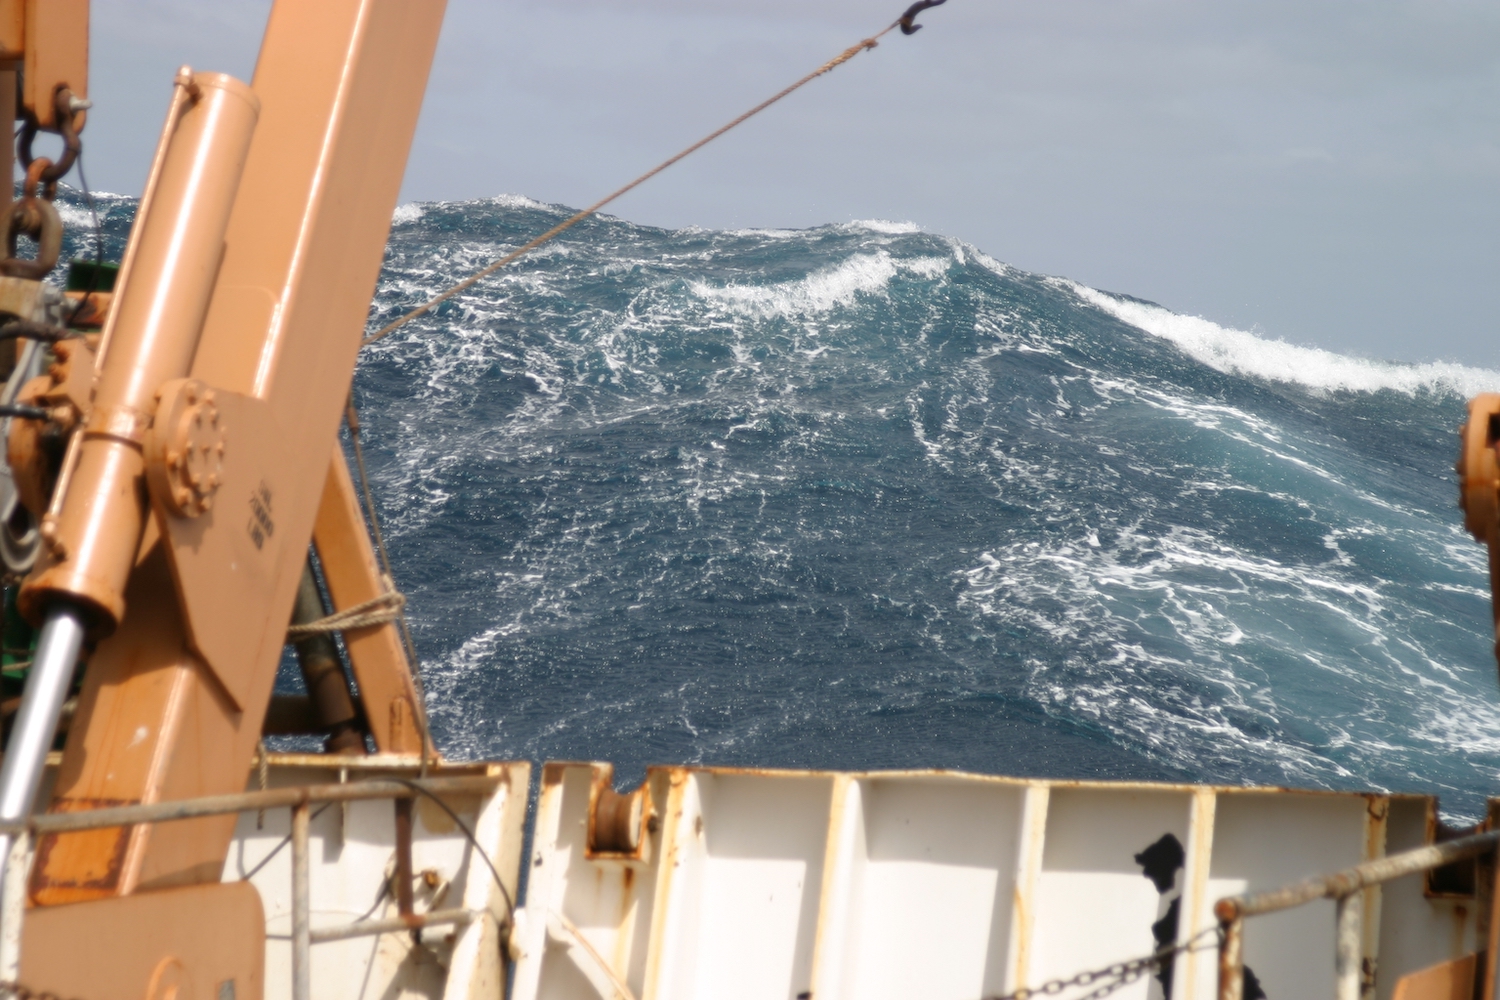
[509,764,1485,1000]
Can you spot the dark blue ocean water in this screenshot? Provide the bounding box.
[57,191,1500,818]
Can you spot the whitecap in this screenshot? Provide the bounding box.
[54,200,99,230]
[842,219,921,235]
[691,252,947,319]
[691,252,899,317]
[1069,282,1500,397]
[392,202,425,225]
[487,193,552,211]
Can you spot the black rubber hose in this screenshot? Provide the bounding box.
[0,320,76,343]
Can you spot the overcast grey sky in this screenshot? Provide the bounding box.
[85,1,1500,365]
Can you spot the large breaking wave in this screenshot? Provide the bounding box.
[63,189,1500,817]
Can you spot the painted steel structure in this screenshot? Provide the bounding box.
[511,764,1493,1000]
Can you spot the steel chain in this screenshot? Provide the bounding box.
[0,979,84,1000]
[17,88,84,203]
[982,927,1220,1000]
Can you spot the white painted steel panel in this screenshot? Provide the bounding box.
[833,776,1025,1000]
[509,763,1492,1000]
[1030,789,1193,1000]
[652,772,833,1000]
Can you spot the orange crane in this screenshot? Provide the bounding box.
[0,1,450,993]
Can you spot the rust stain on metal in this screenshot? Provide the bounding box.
[394,796,415,917]
[639,762,1414,803]
[1361,795,1390,989]
[585,763,652,860]
[1453,904,1470,957]
[29,797,136,905]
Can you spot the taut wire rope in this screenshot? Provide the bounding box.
[361,0,948,349]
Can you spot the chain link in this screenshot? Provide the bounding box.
[983,927,1221,1000]
[0,916,1217,1000]
[0,979,86,1000]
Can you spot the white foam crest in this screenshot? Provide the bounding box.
[487,193,550,211]
[691,252,947,319]
[692,252,897,317]
[718,226,803,239]
[54,200,98,230]
[1069,282,1500,397]
[392,202,425,225]
[971,249,1011,278]
[841,219,921,235]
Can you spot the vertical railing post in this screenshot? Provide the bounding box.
[1335,892,1363,1000]
[0,830,31,983]
[1218,917,1244,1000]
[1485,837,1500,1000]
[291,800,311,1000]
[394,795,414,918]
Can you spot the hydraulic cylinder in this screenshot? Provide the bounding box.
[21,69,259,630]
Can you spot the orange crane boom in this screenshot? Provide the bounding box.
[0,1,448,993]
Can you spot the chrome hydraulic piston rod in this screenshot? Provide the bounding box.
[0,606,85,878]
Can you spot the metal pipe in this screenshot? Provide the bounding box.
[0,71,13,244]
[0,609,85,822]
[0,609,84,943]
[0,607,85,879]
[291,799,311,1000]
[290,562,364,754]
[1218,918,1243,1000]
[1216,829,1500,921]
[308,907,477,945]
[0,831,30,983]
[0,773,500,837]
[1334,893,1362,1000]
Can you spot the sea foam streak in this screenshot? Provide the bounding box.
[1069,281,1500,397]
[353,200,1499,815]
[56,189,1500,817]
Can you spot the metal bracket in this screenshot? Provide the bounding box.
[144,378,287,710]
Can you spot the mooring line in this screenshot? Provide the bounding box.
[361,0,949,349]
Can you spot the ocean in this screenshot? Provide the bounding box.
[62,191,1500,820]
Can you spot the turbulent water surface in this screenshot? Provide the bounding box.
[61,191,1500,818]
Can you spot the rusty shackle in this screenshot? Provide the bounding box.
[0,192,62,280]
[16,86,85,201]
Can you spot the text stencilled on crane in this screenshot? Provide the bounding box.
[247,481,275,550]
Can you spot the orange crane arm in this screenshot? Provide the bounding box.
[1,0,446,935]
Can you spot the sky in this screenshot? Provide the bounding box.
[82,0,1500,366]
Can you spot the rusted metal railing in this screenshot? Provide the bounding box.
[0,773,504,1000]
[1214,828,1499,1000]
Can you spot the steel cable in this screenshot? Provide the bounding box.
[360,4,947,350]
